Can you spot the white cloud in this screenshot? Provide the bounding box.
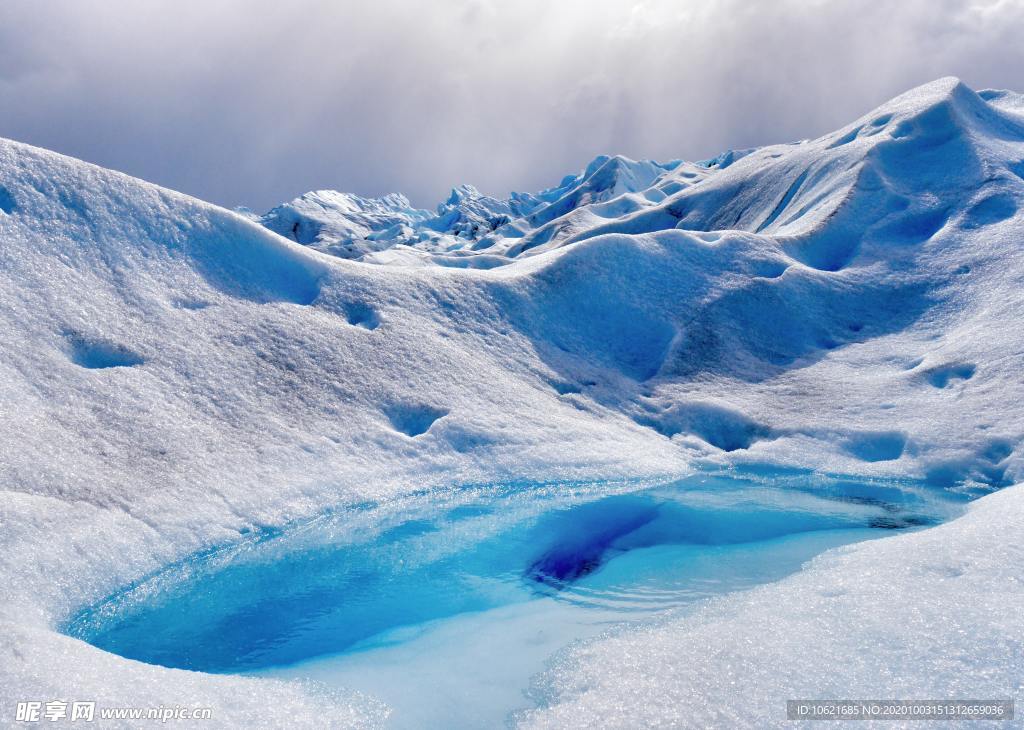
[1,0,1022,210]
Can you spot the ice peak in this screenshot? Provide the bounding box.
[444,184,481,206]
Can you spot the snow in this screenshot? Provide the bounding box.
[0,75,1023,725]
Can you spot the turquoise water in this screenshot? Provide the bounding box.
[66,470,968,727]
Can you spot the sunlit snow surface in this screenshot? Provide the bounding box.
[67,471,966,728]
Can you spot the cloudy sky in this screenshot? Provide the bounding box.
[1,0,1023,211]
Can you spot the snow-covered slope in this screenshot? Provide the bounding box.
[1,77,1023,725]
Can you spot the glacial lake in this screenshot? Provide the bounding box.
[66,469,971,728]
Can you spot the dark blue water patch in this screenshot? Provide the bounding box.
[526,497,660,585]
[868,514,935,530]
[65,472,968,675]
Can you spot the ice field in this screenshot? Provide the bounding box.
[1,77,1023,726]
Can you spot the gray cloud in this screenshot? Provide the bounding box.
[1,0,1022,211]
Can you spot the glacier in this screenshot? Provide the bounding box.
[1,76,1023,727]
[252,154,677,267]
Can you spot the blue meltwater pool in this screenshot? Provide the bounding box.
[65,470,971,727]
